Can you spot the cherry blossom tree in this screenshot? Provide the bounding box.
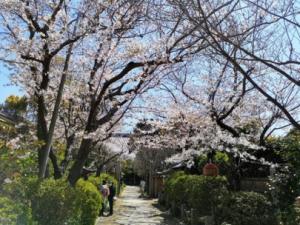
[170,0,300,130]
[128,46,294,188]
[0,0,205,184]
[128,0,300,172]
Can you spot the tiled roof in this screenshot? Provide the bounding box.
[0,112,15,125]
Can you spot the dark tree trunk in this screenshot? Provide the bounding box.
[61,133,75,174]
[49,148,62,179]
[36,95,49,177]
[36,95,62,179]
[68,138,93,186]
[229,157,242,191]
[68,99,100,186]
[39,42,74,178]
[96,164,104,177]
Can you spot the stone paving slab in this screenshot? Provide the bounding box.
[96,186,183,225]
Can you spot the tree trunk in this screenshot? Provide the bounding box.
[230,157,241,191]
[49,148,62,179]
[39,42,74,178]
[61,134,75,174]
[36,95,62,179]
[68,138,93,186]
[36,95,50,177]
[96,164,104,177]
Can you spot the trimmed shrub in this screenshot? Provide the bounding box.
[164,171,186,201]
[76,179,102,225]
[164,173,228,217]
[165,172,189,205]
[216,191,278,225]
[30,179,81,225]
[4,177,103,225]
[185,175,228,216]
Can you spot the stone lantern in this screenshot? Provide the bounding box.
[295,196,300,207]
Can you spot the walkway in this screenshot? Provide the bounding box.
[96,186,181,225]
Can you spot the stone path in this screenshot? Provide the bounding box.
[96,186,182,225]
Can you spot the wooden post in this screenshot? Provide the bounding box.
[116,160,121,195]
[191,208,197,225]
[171,201,176,216]
[180,204,185,219]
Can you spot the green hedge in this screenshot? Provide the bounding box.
[164,171,186,205]
[2,177,38,225]
[164,172,228,216]
[30,178,102,225]
[164,172,277,225]
[185,175,228,216]
[1,174,117,225]
[30,179,81,225]
[164,171,189,205]
[215,191,278,225]
[76,179,102,225]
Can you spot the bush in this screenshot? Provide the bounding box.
[165,172,189,205]
[266,134,300,218]
[277,205,300,225]
[164,172,228,217]
[295,207,300,225]
[0,196,22,224]
[30,179,81,225]
[185,175,228,216]
[2,177,39,225]
[3,176,39,201]
[3,177,103,225]
[164,171,185,205]
[0,141,38,192]
[76,179,102,225]
[0,195,34,225]
[164,173,278,224]
[216,191,278,225]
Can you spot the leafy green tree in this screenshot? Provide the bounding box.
[266,129,300,224]
[0,95,27,119]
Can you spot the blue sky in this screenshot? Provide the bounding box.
[0,63,21,103]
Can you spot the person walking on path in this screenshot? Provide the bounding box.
[108,182,116,216]
[140,180,146,197]
[99,180,110,216]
